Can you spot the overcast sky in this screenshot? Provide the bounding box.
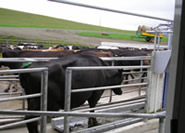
[0,0,175,30]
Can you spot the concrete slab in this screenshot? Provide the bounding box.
[0,119,159,133]
[0,123,58,133]
[104,119,159,133]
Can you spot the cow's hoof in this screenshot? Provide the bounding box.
[88,117,99,128]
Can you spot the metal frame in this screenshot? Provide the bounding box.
[0,58,58,62]
[64,65,151,133]
[165,0,185,132]
[101,56,151,100]
[49,0,173,22]
[0,55,168,133]
[0,109,166,133]
[0,67,48,132]
[0,0,177,132]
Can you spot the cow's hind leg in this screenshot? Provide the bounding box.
[141,72,147,83]
[87,91,103,127]
[25,99,40,133]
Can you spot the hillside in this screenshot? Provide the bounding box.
[0,8,153,46]
[0,8,134,33]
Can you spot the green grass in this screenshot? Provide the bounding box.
[77,32,168,43]
[0,8,168,44]
[0,8,134,34]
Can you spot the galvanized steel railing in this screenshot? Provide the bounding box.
[0,67,48,133]
[0,56,158,133]
[64,65,151,133]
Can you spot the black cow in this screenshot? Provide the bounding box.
[111,48,151,83]
[0,47,75,69]
[19,54,123,133]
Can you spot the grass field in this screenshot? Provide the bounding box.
[0,8,134,33]
[0,8,168,44]
[77,32,168,43]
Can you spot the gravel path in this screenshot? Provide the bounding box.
[0,27,150,46]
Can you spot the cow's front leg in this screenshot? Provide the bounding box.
[25,116,39,133]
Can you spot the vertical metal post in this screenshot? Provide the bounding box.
[21,89,26,110]
[145,52,154,113]
[154,33,157,51]
[154,74,160,113]
[40,70,48,133]
[138,60,143,96]
[157,33,161,50]
[64,69,72,133]
[109,61,115,103]
[167,22,173,50]
[168,33,173,50]
[158,117,165,133]
[145,67,152,113]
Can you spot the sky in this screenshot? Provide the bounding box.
[0,0,176,30]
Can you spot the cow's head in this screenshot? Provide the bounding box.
[108,69,123,95]
[0,47,22,69]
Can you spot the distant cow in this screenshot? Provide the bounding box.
[76,49,114,57]
[111,48,151,83]
[18,54,123,133]
[0,47,75,69]
[16,43,44,49]
[54,45,89,50]
[0,47,75,92]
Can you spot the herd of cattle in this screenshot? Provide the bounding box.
[0,43,152,133]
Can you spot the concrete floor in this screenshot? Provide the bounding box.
[105,119,159,133]
[0,119,159,133]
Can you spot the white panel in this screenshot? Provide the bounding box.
[153,50,171,73]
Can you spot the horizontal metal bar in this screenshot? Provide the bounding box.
[0,92,22,96]
[123,77,147,83]
[101,56,151,61]
[0,67,48,74]
[72,96,145,111]
[0,116,24,119]
[0,38,62,43]
[71,82,147,93]
[67,65,151,71]
[0,75,19,78]
[72,100,145,112]
[0,110,166,119]
[0,93,41,102]
[0,117,40,130]
[122,71,148,74]
[49,0,173,22]
[0,79,19,81]
[74,118,143,133]
[122,88,146,94]
[101,88,145,99]
[146,30,173,34]
[0,58,58,62]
